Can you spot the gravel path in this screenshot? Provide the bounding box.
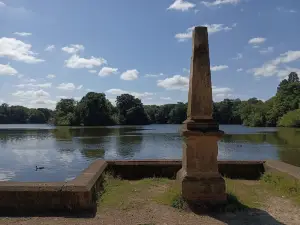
[0,197,299,225]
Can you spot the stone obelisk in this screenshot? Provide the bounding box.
[177,26,226,203]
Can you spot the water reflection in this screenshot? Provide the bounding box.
[0,124,300,181]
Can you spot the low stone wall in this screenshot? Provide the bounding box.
[0,159,286,216]
[106,160,265,180]
[0,160,107,216]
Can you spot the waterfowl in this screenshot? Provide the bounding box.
[36,166,45,170]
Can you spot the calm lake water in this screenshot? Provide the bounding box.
[0,124,300,182]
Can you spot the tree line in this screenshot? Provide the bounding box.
[1,72,300,127]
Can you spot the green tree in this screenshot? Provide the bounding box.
[168,102,187,124]
[28,109,46,123]
[116,94,149,125]
[77,92,115,126]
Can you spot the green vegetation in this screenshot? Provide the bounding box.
[0,103,53,124]
[1,72,300,127]
[99,171,300,214]
[278,109,300,127]
[261,171,300,205]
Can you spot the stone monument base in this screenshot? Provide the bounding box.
[177,168,227,204]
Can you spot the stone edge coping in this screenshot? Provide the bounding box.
[0,160,107,192]
[264,160,300,180]
[2,160,299,192]
[106,160,265,165]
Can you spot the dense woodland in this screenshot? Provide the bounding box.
[1,72,300,127]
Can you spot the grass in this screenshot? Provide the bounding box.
[98,171,300,213]
[261,171,300,205]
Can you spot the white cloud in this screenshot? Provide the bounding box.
[65,54,107,69]
[175,24,234,42]
[237,68,243,72]
[0,1,6,7]
[259,47,274,54]
[62,44,84,54]
[45,45,55,52]
[0,170,15,181]
[0,64,18,75]
[277,7,297,13]
[145,73,164,78]
[106,88,154,99]
[13,32,32,37]
[160,97,172,100]
[15,82,52,89]
[88,70,97,74]
[211,65,228,71]
[202,0,240,7]
[0,37,44,63]
[99,67,118,77]
[30,99,57,105]
[233,53,243,60]
[86,88,93,92]
[248,50,300,78]
[12,89,50,98]
[248,37,266,45]
[167,0,195,11]
[120,69,139,80]
[57,83,76,91]
[47,74,56,79]
[77,85,83,90]
[56,96,68,99]
[157,75,189,90]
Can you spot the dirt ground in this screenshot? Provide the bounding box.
[0,178,300,225]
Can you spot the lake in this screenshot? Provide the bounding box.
[0,124,300,182]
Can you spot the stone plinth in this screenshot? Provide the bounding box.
[177,130,226,202]
[177,26,226,204]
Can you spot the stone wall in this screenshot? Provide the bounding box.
[0,159,282,216]
[106,160,265,180]
[0,160,107,216]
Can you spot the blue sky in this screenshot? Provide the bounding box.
[0,0,299,109]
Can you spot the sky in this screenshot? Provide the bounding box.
[0,0,299,109]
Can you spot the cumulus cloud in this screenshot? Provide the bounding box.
[167,0,195,11]
[57,82,77,91]
[62,44,84,54]
[106,88,154,99]
[237,68,243,72]
[175,24,235,42]
[65,54,107,69]
[120,69,139,80]
[77,85,83,90]
[45,45,55,52]
[12,89,50,98]
[232,53,243,60]
[30,99,57,105]
[248,50,300,78]
[88,70,97,74]
[248,37,266,45]
[0,1,6,7]
[99,67,118,77]
[211,65,228,71]
[15,82,52,89]
[46,74,56,79]
[145,73,164,78]
[160,97,172,100]
[157,75,189,90]
[0,64,18,76]
[0,37,44,63]
[259,47,274,54]
[13,32,32,37]
[202,0,240,7]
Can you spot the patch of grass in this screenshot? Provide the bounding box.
[99,174,173,210]
[152,181,184,208]
[225,178,264,209]
[261,171,300,205]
